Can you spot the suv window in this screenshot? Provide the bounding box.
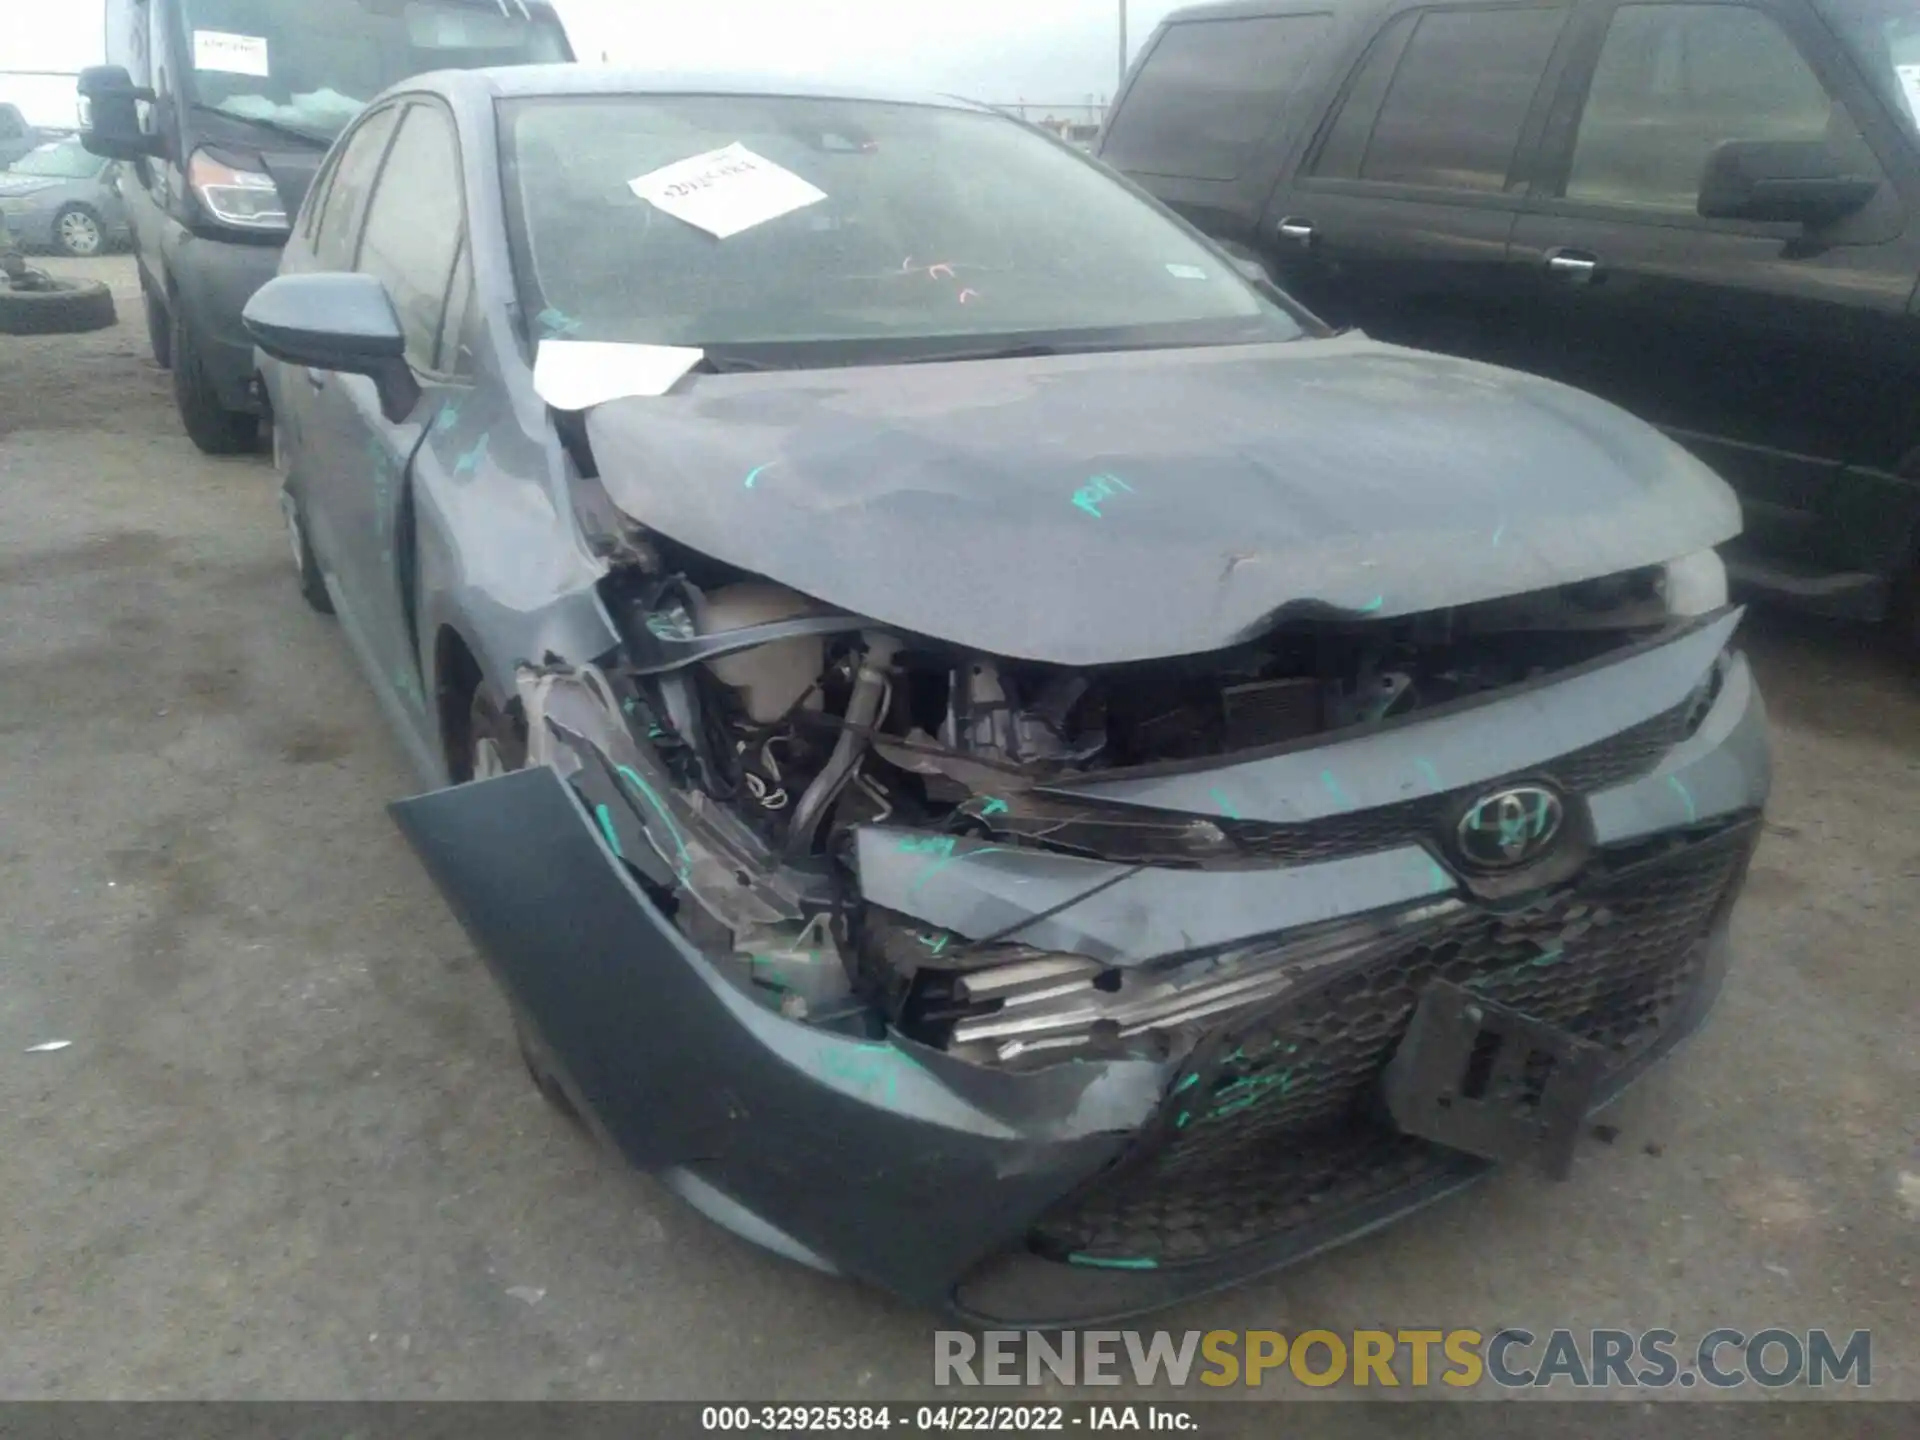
[1102,14,1335,181]
[312,104,403,268]
[355,103,465,372]
[1566,3,1874,211]
[1315,7,1568,191]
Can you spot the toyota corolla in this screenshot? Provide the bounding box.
[245,67,1770,1325]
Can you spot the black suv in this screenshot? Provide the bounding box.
[1101,0,1920,636]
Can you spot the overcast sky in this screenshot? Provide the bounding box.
[2,0,1188,124]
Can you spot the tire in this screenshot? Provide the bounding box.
[0,276,116,335]
[171,304,258,454]
[141,272,172,368]
[53,204,104,257]
[280,484,334,615]
[468,689,527,780]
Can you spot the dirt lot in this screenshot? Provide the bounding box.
[0,255,1915,1402]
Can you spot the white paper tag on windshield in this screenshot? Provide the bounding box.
[533,340,705,410]
[193,31,271,78]
[1897,64,1920,125]
[628,143,826,240]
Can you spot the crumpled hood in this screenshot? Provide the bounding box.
[585,335,1741,665]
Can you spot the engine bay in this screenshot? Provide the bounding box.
[510,543,1702,1070]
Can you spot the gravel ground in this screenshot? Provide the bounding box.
[0,256,1914,1405]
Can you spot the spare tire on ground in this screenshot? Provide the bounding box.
[0,276,118,336]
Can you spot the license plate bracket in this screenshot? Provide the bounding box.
[1382,979,1609,1180]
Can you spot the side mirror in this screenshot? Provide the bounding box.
[243,273,422,423]
[78,65,164,162]
[1697,139,1879,227]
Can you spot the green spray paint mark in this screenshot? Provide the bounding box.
[1415,758,1442,793]
[453,435,490,476]
[1427,858,1453,891]
[897,835,958,857]
[1321,769,1357,810]
[1066,1253,1159,1271]
[434,401,461,433]
[908,846,1012,893]
[1175,1110,1191,1128]
[1667,775,1698,823]
[594,804,624,858]
[1071,472,1134,518]
[1172,1072,1201,1095]
[744,463,772,489]
[917,932,952,956]
[979,796,1010,817]
[615,764,693,881]
[1492,522,1506,548]
[815,1043,914,1105]
[1209,787,1242,821]
[1357,594,1385,614]
[537,307,582,337]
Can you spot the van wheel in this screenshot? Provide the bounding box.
[141,274,171,368]
[172,306,257,454]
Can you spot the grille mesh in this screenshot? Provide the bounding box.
[1030,821,1755,1267]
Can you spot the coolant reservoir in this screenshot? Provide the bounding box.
[692,582,827,723]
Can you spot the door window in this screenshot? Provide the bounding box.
[312,103,402,268]
[1101,14,1335,180]
[355,103,465,373]
[1565,3,1873,211]
[1314,7,1568,191]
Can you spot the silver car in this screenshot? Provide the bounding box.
[0,138,128,257]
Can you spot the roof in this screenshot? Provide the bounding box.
[414,65,998,114]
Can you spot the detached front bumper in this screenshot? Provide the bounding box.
[393,612,1769,1325]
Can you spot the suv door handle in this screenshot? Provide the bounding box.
[1277,217,1315,245]
[1544,249,1600,283]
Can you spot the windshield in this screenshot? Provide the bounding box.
[181,0,570,142]
[10,139,104,179]
[1819,0,1920,132]
[499,95,1304,364]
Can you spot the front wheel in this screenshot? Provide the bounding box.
[280,485,334,615]
[171,306,257,454]
[53,205,104,257]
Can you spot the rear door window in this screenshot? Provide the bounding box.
[1313,6,1569,191]
[1101,13,1334,180]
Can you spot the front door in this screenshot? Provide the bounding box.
[303,99,472,739]
[1506,0,1920,577]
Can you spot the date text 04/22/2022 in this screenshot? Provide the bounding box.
[698,1405,1197,1431]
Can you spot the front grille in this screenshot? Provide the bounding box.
[1222,697,1699,864]
[1029,821,1755,1268]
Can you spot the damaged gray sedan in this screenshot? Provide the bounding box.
[246,67,1770,1325]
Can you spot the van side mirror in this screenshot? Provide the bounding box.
[78,66,164,162]
[243,272,422,423]
[1697,140,1879,228]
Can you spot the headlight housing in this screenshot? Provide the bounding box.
[1661,548,1728,617]
[187,150,288,232]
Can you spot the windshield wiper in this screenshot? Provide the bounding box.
[193,104,334,148]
